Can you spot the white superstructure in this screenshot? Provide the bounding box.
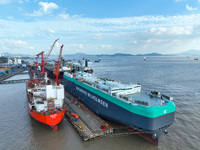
[64,72,141,101]
[27,84,64,113]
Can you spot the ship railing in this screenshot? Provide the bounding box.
[99,77,115,82]
[82,80,93,86]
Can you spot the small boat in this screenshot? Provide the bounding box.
[94,59,101,62]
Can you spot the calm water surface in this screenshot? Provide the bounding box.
[1,56,200,150]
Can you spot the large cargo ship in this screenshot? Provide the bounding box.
[63,71,175,145]
[26,75,65,131]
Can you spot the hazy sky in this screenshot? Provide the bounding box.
[0,0,200,55]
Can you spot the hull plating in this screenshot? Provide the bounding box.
[28,105,65,126]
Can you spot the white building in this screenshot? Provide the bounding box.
[14,58,22,64]
[8,58,13,64]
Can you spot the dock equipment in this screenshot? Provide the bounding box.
[64,91,113,141]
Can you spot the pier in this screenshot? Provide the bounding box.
[18,72,29,75]
[64,91,113,141]
[0,79,30,84]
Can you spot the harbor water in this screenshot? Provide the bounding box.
[0,56,200,150]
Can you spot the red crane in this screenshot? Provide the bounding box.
[36,51,45,75]
[53,45,64,85]
[35,56,38,70]
[44,38,59,64]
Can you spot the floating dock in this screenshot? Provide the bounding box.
[64,91,113,141]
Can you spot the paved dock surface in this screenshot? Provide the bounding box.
[64,91,113,141]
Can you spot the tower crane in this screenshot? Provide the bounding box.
[53,45,64,86]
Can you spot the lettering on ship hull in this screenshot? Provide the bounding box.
[76,86,108,108]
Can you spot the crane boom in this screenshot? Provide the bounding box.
[58,45,63,62]
[45,38,59,63]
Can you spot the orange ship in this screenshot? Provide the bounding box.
[26,77,65,131]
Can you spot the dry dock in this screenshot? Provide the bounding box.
[64,91,113,141]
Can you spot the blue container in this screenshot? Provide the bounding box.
[72,118,78,122]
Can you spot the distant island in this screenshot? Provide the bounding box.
[2,49,200,57]
[96,53,133,57]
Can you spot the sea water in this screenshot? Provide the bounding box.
[0,56,200,150]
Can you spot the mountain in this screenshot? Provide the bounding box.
[177,49,200,56]
[111,53,133,56]
[62,53,86,57]
[136,53,163,56]
[96,53,133,57]
[4,50,200,58]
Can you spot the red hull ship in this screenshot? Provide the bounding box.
[26,42,66,131]
[26,78,65,131]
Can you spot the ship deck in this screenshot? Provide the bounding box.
[82,81,168,107]
[71,72,170,107]
[127,92,167,107]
